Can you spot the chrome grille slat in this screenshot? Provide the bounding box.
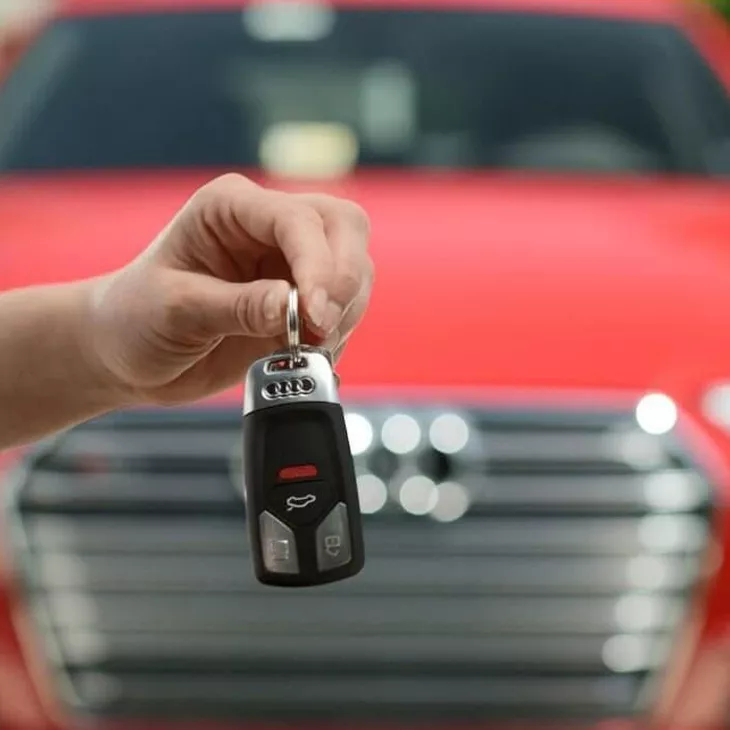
[5,401,714,721]
[53,631,662,668]
[30,553,697,593]
[21,470,708,513]
[40,593,681,634]
[49,427,656,466]
[45,430,237,460]
[67,672,639,716]
[25,514,707,555]
[21,472,236,508]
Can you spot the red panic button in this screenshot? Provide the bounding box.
[278,464,319,481]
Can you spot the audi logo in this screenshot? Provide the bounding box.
[263,377,316,399]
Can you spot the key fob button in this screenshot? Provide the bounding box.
[267,480,335,527]
[259,512,299,574]
[316,502,352,572]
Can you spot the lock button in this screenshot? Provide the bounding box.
[315,502,352,571]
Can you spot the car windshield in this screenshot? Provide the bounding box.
[0,6,729,175]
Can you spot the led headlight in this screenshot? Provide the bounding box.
[635,393,678,436]
[702,382,730,430]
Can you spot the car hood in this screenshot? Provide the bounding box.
[3,170,730,403]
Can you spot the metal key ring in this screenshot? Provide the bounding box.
[286,285,301,362]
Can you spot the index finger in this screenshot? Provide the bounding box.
[196,175,341,335]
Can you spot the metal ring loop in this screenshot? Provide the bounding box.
[286,286,301,361]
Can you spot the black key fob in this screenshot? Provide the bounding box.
[242,290,364,587]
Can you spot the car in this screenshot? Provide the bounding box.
[2,0,730,727]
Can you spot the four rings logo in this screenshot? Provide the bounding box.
[263,377,316,399]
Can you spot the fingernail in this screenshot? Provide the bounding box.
[308,288,328,329]
[321,301,343,335]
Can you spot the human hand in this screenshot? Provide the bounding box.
[86,174,373,405]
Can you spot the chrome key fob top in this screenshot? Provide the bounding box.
[242,288,364,587]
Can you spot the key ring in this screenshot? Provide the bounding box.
[286,285,301,364]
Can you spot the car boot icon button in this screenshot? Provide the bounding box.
[267,480,336,527]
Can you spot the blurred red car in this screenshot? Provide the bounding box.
[2,0,730,728]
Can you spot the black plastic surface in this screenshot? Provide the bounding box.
[243,401,365,587]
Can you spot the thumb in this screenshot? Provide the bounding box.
[168,274,291,339]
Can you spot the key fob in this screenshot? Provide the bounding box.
[242,345,365,587]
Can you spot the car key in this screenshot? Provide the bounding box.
[242,286,365,587]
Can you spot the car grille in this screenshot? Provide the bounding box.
[4,399,714,722]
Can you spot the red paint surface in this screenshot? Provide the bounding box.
[679,0,730,90]
[57,0,684,21]
[5,170,730,401]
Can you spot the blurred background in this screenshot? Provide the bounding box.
[2,1,730,730]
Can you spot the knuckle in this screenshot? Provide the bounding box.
[273,204,323,241]
[189,173,255,214]
[302,194,370,239]
[205,172,254,196]
[340,200,371,239]
[234,290,259,334]
[336,263,363,301]
[296,203,325,230]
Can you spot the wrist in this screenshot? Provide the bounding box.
[73,277,142,411]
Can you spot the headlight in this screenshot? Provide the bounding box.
[702,382,730,430]
[635,392,678,435]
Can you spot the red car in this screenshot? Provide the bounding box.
[2,0,730,727]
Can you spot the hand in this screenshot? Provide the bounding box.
[86,174,373,405]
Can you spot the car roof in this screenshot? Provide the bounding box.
[57,0,684,23]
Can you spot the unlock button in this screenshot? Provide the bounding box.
[315,502,352,571]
